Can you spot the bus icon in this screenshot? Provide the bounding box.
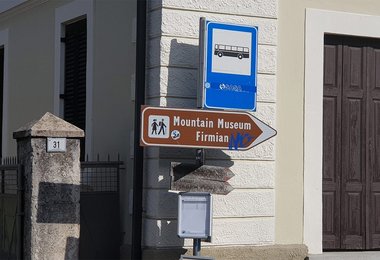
[214,44,250,59]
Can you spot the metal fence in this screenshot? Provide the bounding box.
[79,156,123,260]
[80,156,121,193]
[0,157,23,260]
[0,155,123,260]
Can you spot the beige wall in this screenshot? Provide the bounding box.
[91,0,136,249]
[0,1,62,156]
[276,0,380,247]
[0,0,137,253]
[0,0,136,155]
[92,0,136,160]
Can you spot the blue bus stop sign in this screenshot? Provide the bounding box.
[199,20,258,111]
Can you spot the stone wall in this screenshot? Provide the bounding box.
[14,112,84,260]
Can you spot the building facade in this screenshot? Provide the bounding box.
[0,0,379,259]
[278,0,380,254]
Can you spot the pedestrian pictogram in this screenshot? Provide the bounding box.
[148,115,169,138]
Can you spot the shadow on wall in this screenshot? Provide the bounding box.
[37,182,80,259]
[65,237,79,260]
[146,39,234,259]
[37,182,80,224]
[167,39,199,107]
[165,39,235,164]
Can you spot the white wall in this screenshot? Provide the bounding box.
[144,0,278,249]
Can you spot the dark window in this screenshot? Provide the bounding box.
[61,18,87,159]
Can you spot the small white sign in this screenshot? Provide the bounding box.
[178,192,212,239]
[47,138,67,153]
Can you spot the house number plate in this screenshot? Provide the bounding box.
[47,137,67,152]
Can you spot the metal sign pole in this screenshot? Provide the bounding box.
[195,148,205,166]
[178,192,212,258]
[193,238,202,256]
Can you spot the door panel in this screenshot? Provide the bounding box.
[341,45,366,250]
[323,41,342,250]
[367,47,380,249]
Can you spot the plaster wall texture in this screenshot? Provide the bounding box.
[144,0,277,250]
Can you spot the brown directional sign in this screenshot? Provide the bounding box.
[170,162,235,195]
[140,106,276,150]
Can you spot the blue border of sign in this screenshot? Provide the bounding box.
[203,21,258,111]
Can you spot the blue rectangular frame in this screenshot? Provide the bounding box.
[202,21,258,111]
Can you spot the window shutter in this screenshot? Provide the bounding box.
[63,19,86,130]
[62,19,87,159]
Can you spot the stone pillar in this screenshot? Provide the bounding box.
[13,112,84,260]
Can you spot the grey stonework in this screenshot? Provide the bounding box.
[13,112,84,260]
[143,244,308,260]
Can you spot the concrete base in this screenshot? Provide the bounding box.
[308,251,380,260]
[142,244,308,260]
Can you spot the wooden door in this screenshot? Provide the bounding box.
[323,35,380,250]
